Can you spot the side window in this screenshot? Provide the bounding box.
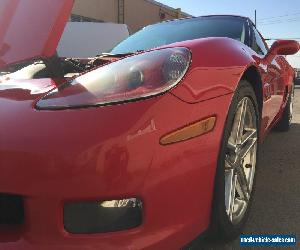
[252,27,268,55]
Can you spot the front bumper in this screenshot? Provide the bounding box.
[0,89,233,249]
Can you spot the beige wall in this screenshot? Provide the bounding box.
[124,0,180,33]
[72,0,118,23]
[72,0,189,33]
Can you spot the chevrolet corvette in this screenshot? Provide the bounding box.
[0,0,299,249]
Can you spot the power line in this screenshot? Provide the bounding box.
[258,11,300,21]
[259,18,300,25]
[258,17,300,24]
[256,11,300,26]
[265,38,300,40]
[258,18,300,24]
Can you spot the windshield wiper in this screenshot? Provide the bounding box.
[98,52,134,58]
[98,50,145,58]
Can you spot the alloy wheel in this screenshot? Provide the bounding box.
[224,97,258,225]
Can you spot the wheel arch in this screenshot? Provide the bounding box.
[240,65,263,119]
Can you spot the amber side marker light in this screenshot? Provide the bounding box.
[160,116,216,145]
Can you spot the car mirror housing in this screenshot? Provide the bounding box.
[268,40,300,56]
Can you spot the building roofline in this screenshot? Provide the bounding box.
[144,0,194,17]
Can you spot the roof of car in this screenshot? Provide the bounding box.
[162,14,253,24]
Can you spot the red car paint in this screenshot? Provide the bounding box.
[0,1,298,249]
[0,0,73,67]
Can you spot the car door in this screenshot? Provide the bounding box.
[251,25,285,131]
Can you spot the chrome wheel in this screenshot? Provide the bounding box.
[224,97,258,224]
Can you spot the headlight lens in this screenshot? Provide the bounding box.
[36,47,191,109]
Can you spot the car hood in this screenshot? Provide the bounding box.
[0,0,73,68]
[0,78,64,102]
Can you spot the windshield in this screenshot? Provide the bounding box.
[111,16,246,54]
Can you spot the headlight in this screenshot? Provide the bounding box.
[36,47,191,109]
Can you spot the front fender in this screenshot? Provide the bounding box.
[168,37,256,103]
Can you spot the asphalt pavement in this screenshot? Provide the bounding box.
[193,86,300,249]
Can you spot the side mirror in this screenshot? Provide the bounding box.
[269,40,300,56]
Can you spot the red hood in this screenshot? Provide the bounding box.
[0,0,73,68]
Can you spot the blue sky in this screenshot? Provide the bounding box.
[159,0,300,67]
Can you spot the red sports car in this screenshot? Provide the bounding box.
[0,0,299,249]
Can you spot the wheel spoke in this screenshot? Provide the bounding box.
[227,140,237,152]
[235,98,248,144]
[225,155,235,170]
[241,128,257,146]
[236,165,250,202]
[227,98,249,153]
[225,169,237,220]
[239,137,257,159]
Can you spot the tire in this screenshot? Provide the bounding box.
[209,80,259,242]
[273,85,294,132]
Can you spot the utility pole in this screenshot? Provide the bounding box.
[118,0,125,24]
[255,10,257,27]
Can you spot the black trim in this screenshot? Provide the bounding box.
[249,22,269,55]
[0,193,24,225]
[64,200,143,234]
